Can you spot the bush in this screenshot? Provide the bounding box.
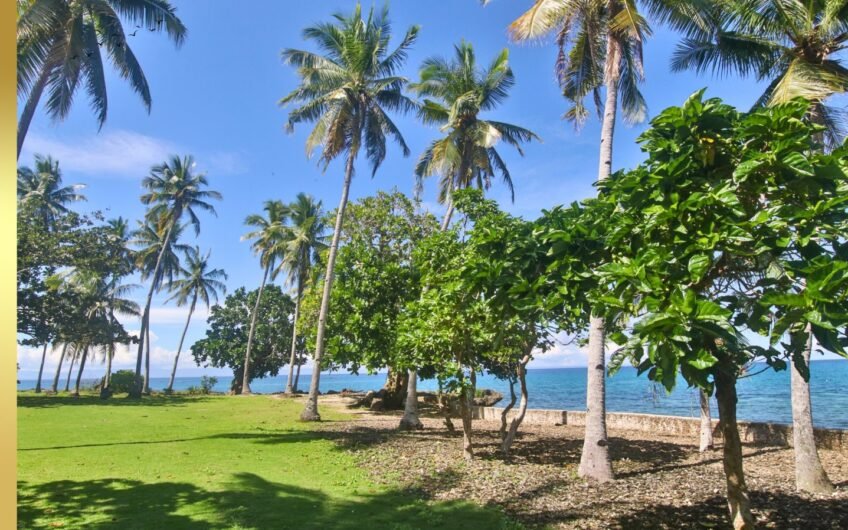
[186,376,218,395]
[102,370,141,394]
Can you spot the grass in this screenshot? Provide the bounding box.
[18,392,519,530]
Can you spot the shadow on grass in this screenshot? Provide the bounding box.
[17,393,210,409]
[611,491,848,529]
[18,472,517,530]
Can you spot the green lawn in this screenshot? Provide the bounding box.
[18,393,517,530]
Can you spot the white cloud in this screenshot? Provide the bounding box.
[21,129,247,178]
[116,305,210,326]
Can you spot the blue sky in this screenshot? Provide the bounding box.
[18,1,838,381]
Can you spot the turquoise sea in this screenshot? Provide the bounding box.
[19,360,848,429]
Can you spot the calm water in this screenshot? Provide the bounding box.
[19,360,848,429]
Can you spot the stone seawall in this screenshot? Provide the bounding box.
[474,406,848,450]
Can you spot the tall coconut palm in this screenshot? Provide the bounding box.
[130,155,221,398]
[16,0,187,158]
[280,4,418,421]
[413,41,540,228]
[671,0,848,147]
[279,193,327,395]
[17,154,86,225]
[406,41,539,430]
[504,0,652,483]
[241,200,290,394]
[164,247,227,393]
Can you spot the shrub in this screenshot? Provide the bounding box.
[186,376,218,395]
[103,370,141,394]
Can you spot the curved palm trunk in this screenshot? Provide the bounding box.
[34,342,49,393]
[131,222,176,398]
[301,154,355,421]
[791,328,834,493]
[699,389,714,452]
[64,352,77,392]
[440,201,455,230]
[17,66,49,159]
[143,326,152,394]
[243,265,270,395]
[399,370,423,430]
[284,279,303,394]
[715,367,754,530]
[50,343,69,393]
[167,295,198,393]
[72,347,89,397]
[578,36,620,484]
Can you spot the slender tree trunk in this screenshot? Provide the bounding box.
[500,376,518,440]
[578,38,620,483]
[64,352,76,392]
[167,295,197,393]
[284,280,303,394]
[104,312,115,390]
[700,389,714,452]
[458,381,474,461]
[50,343,68,393]
[791,327,834,493]
[301,153,355,421]
[294,354,302,392]
[243,265,270,395]
[503,355,531,455]
[441,200,455,230]
[715,368,755,530]
[399,369,423,430]
[131,222,176,398]
[34,342,49,393]
[17,66,49,160]
[143,326,152,394]
[72,347,89,397]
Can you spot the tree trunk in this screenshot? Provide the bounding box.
[50,343,68,393]
[503,355,531,455]
[294,353,302,392]
[143,326,152,394]
[34,342,49,393]
[578,314,614,482]
[578,36,620,483]
[500,376,518,440]
[72,347,89,397]
[458,383,474,461]
[441,200,455,230]
[284,279,303,394]
[399,369,423,430]
[231,366,245,395]
[17,65,49,160]
[131,222,176,398]
[243,265,270,395]
[301,153,355,422]
[791,328,834,493]
[64,351,76,392]
[382,367,408,409]
[167,295,197,393]
[715,368,755,530]
[700,389,714,452]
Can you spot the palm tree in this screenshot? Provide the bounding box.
[671,0,848,147]
[241,200,290,394]
[278,193,327,395]
[280,4,418,421]
[406,41,539,430]
[164,247,227,393]
[17,154,86,225]
[16,0,187,158]
[130,155,221,398]
[413,41,540,229]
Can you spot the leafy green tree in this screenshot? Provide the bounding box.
[191,286,294,394]
[279,193,327,395]
[241,200,290,394]
[599,91,848,529]
[280,4,418,421]
[164,247,227,393]
[131,155,221,398]
[412,41,539,228]
[671,0,848,146]
[17,154,85,225]
[16,0,187,158]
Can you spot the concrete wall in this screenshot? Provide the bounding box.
[474,406,848,450]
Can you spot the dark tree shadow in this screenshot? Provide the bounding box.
[18,473,513,530]
[17,394,209,409]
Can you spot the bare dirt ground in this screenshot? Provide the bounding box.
[310,395,848,529]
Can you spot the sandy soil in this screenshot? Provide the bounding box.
[310,395,848,529]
